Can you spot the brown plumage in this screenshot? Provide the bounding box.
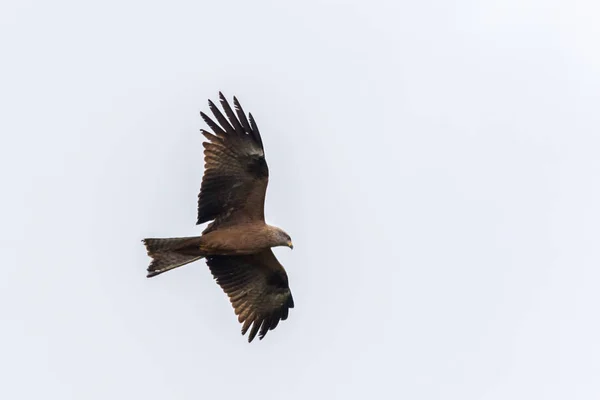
[142,93,294,342]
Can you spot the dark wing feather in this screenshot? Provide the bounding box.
[206,249,294,342]
[248,113,264,149]
[198,93,268,232]
[233,97,253,139]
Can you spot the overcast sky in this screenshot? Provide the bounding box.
[1,0,599,399]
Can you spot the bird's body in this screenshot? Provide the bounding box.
[142,93,294,342]
[198,223,291,255]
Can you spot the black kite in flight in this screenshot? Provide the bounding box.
[143,93,294,342]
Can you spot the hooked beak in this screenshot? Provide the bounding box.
[287,241,294,250]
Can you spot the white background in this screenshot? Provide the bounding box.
[1,0,599,399]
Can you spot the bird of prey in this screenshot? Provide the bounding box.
[142,93,294,342]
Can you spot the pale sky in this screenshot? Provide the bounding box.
[1,0,599,399]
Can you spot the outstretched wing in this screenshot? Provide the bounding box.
[198,93,268,233]
[205,249,294,342]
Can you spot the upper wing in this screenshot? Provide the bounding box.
[205,249,294,342]
[198,93,268,232]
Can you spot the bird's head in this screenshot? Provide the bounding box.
[273,227,293,250]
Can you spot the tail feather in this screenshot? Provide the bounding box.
[142,237,204,278]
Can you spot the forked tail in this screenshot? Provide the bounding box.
[142,237,204,278]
